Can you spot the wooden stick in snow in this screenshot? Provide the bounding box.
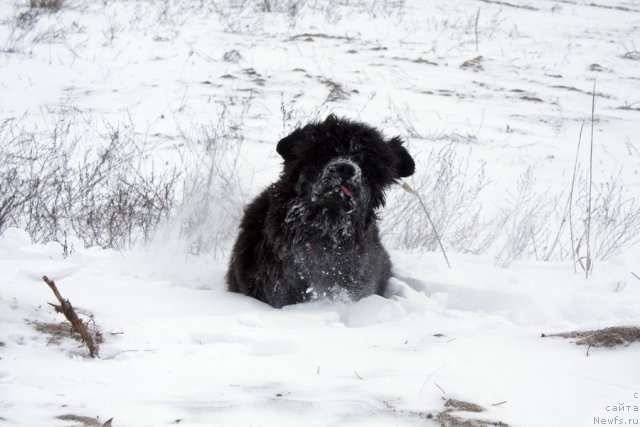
[42,275,99,358]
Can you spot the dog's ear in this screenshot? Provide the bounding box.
[323,114,339,126]
[389,136,415,178]
[276,129,302,161]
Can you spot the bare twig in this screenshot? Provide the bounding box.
[354,370,363,380]
[42,275,99,358]
[434,383,446,394]
[632,272,640,281]
[401,181,451,268]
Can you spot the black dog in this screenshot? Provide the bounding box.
[227,115,415,308]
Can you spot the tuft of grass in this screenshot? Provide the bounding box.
[543,326,640,350]
[55,414,102,427]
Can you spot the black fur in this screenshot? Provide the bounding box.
[227,115,415,308]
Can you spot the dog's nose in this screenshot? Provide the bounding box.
[333,161,356,180]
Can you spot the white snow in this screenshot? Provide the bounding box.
[1,0,639,426]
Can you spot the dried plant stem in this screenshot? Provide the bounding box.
[42,275,99,358]
[586,81,596,278]
[402,182,451,268]
[569,122,585,273]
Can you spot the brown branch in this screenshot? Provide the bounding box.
[42,275,99,358]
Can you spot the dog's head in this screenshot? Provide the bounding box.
[276,115,415,215]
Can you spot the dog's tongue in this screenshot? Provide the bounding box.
[340,184,352,197]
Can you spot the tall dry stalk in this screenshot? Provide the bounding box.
[569,122,585,273]
[586,81,596,278]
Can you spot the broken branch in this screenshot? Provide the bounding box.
[42,275,99,358]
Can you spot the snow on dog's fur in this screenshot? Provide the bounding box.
[227,115,415,308]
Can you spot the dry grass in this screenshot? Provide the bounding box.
[172,102,248,258]
[1,91,638,267]
[382,145,640,268]
[382,144,495,255]
[0,114,179,252]
[436,398,510,427]
[542,326,640,349]
[55,414,102,427]
[0,100,247,256]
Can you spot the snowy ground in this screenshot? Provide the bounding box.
[1,0,640,426]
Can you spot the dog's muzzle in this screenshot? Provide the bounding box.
[311,158,362,211]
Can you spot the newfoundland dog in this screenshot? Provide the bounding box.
[227,115,415,308]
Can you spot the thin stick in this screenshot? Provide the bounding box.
[42,276,99,358]
[420,362,450,393]
[402,182,451,268]
[586,81,596,278]
[569,122,585,273]
[631,272,640,281]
